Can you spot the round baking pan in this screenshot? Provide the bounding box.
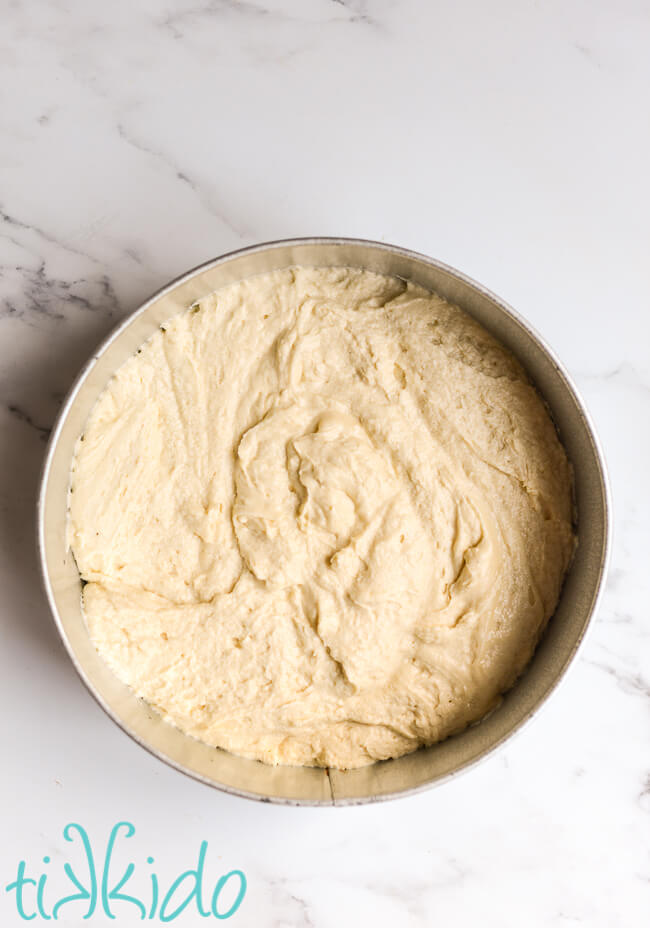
[37,238,611,804]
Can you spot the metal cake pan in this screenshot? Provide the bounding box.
[37,238,611,804]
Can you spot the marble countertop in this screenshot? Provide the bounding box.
[1,1,648,925]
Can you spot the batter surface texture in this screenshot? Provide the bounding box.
[68,267,575,768]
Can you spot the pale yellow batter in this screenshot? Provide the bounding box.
[67,267,575,769]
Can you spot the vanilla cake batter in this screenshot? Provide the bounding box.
[67,267,575,768]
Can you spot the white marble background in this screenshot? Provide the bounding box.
[1,1,648,925]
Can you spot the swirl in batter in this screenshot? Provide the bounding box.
[68,267,575,768]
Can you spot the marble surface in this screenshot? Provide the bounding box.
[1,1,648,924]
